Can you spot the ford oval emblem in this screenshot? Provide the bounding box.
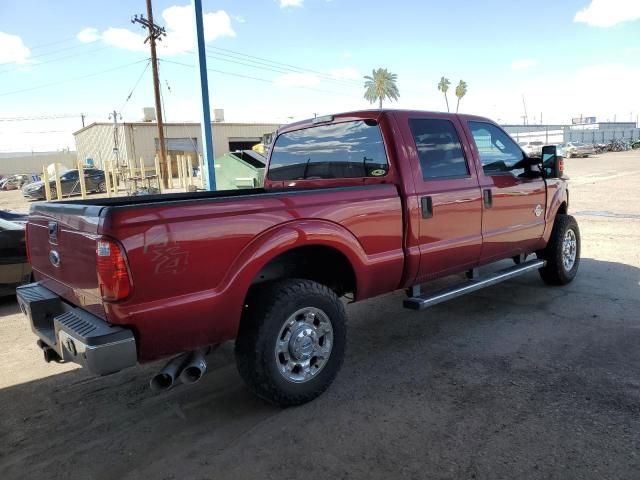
[49,250,61,267]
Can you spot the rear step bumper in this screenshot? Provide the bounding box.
[404,259,546,311]
[16,283,137,375]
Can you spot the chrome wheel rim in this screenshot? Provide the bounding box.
[275,307,333,383]
[562,228,577,271]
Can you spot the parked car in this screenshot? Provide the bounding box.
[22,168,106,200]
[17,110,577,407]
[564,142,595,158]
[517,140,544,158]
[1,174,32,191]
[0,215,31,297]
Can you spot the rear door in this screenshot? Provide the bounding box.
[464,120,546,263]
[397,112,483,283]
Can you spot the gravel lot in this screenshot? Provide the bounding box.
[1,151,639,479]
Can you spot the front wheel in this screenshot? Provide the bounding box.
[537,214,580,285]
[235,279,347,407]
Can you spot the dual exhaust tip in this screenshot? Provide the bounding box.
[150,350,208,392]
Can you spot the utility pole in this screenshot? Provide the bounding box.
[192,0,216,190]
[109,110,122,166]
[132,1,168,188]
[521,95,529,126]
[81,113,86,128]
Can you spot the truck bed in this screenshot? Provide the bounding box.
[27,184,405,361]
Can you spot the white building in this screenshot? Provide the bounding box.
[73,121,281,169]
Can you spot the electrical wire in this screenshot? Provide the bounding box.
[119,59,151,113]
[159,58,357,97]
[0,45,112,76]
[0,59,149,97]
[205,46,361,87]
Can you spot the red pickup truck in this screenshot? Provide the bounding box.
[17,110,579,406]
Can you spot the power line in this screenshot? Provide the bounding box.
[0,113,82,122]
[0,59,149,97]
[160,58,358,97]
[0,45,112,75]
[203,51,359,89]
[119,59,151,113]
[205,46,362,87]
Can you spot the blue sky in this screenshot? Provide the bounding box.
[1,0,639,151]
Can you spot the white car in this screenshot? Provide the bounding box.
[518,140,544,158]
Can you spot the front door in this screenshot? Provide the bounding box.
[399,113,483,283]
[464,121,546,263]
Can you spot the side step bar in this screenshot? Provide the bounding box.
[403,259,546,311]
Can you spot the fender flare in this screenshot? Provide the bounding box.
[543,185,569,242]
[216,219,370,333]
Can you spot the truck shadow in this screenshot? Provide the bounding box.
[0,257,638,479]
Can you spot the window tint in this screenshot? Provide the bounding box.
[268,120,388,181]
[61,171,79,180]
[409,119,469,179]
[468,121,524,175]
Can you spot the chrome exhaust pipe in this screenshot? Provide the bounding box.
[179,350,207,385]
[149,352,190,392]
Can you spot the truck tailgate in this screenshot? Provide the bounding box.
[27,203,105,318]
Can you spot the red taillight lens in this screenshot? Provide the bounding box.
[558,158,565,176]
[96,238,132,301]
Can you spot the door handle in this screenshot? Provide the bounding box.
[483,189,492,208]
[421,196,433,219]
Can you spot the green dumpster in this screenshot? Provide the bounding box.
[213,150,266,190]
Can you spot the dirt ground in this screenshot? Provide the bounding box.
[1,152,639,479]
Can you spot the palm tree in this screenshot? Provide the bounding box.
[437,76,451,112]
[455,80,468,113]
[363,68,400,108]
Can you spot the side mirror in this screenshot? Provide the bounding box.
[541,145,564,178]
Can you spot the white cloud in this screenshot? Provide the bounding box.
[102,28,148,52]
[274,72,320,88]
[280,0,303,8]
[76,27,100,43]
[574,0,640,27]
[231,14,246,23]
[77,5,236,56]
[342,51,352,59]
[329,67,360,80]
[511,59,539,70]
[0,31,31,65]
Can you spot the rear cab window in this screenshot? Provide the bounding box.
[268,120,389,181]
[408,118,469,180]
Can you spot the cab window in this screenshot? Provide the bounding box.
[468,121,524,175]
[409,119,469,180]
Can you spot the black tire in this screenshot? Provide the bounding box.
[537,214,580,285]
[49,187,57,200]
[235,278,347,407]
[97,181,106,193]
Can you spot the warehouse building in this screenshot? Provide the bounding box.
[73,119,281,169]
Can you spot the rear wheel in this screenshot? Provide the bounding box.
[98,181,107,193]
[49,187,57,200]
[235,279,347,407]
[537,214,580,285]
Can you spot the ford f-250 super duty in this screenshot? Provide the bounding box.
[17,110,579,407]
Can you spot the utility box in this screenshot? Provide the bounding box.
[213,150,266,190]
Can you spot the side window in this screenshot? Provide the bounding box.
[409,119,469,180]
[268,120,388,181]
[61,171,78,181]
[468,121,524,175]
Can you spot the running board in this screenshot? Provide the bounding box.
[403,259,546,311]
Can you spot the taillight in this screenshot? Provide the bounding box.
[96,238,132,301]
[558,158,565,176]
